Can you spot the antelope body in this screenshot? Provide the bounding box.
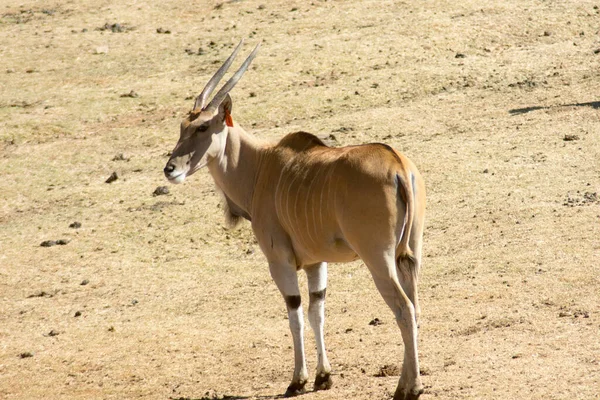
[164,41,426,400]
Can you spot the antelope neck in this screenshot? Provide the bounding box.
[207,125,262,219]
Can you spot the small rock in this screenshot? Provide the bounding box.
[47,330,59,337]
[483,168,489,173]
[112,153,130,161]
[40,240,57,247]
[27,290,52,298]
[105,172,118,183]
[156,27,171,34]
[69,221,82,229]
[563,134,579,141]
[94,46,109,55]
[374,364,400,377]
[369,318,383,326]
[543,31,552,36]
[120,90,139,98]
[80,279,89,286]
[153,186,169,196]
[455,52,466,58]
[19,352,33,359]
[6,68,15,73]
[131,299,139,305]
[108,326,115,332]
[56,239,70,245]
[26,68,35,73]
[74,311,82,317]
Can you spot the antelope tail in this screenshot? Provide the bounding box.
[396,171,415,263]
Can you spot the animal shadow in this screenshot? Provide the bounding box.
[509,100,600,115]
[170,394,287,400]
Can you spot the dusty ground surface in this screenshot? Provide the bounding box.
[1,1,599,399]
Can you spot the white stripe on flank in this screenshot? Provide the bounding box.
[304,163,320,247]
[320,162,337,235]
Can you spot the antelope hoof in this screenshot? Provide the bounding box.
[393,385,424,400]
[284,380,307,397]
[313,372,333,391]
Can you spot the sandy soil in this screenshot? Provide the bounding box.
[1,1,599,399]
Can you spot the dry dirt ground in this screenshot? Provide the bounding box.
[1,1,599,399]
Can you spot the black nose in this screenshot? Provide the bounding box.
[164,163,176,175]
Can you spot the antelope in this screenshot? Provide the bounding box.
[163,40,426,400]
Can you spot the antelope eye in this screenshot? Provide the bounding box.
[197,124,209,133]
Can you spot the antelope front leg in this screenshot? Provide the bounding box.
[305,262,333,391]
[269,262,308,397]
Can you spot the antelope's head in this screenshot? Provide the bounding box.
[164,40,260,184]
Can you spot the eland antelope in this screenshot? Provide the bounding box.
[163,41,426,400]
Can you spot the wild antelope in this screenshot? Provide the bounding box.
[163,41,426,400]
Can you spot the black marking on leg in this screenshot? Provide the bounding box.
[285,295,301,310]
[314,372,333,391]
[284,379,307,397]
[309,288,326,302]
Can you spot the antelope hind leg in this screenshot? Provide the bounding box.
[268,262,309,397]
[305,262,333,391]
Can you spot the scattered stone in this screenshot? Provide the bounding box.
[258,4,266,10]
[156,27,171,34]
[185,47,205,56]
[455,52,466,58]
[131,299,139,305]
[564,191,599,207]
[374,364,400,377]
[483,168,489,173]
[108,326,115,332]
[153,186,169,196]
[26,68,35,73]
[69,221,82,229]
[94,46,109,55]
[97,23,132,33]
[369,318,383,326]
[80,279,89,286]
[563,134,579,141]
[74,311,82,317]
[6,68,15,73]
[46,330,59,337]
[112,153,130,161]
[120,90,139,98]
[19,352,33,359]
[105,172,118,183]
[27,290,52,298]
[543,31,552,36]
[40,239,69,247]
[594,48,600,54]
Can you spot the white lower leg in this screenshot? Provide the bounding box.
[287,302,308,386]
[306,263,332,390]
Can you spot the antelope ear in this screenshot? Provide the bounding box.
[218,93,233,126]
